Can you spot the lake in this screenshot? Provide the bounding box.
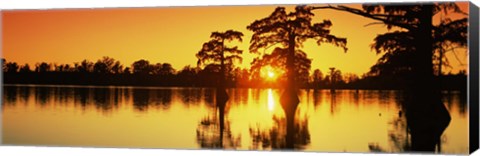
[1,85,469,154]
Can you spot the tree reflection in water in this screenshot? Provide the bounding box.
[368,93,450,153]
[249,115,310,150]
[196,88,241,149]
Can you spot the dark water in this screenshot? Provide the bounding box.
[1,85,468,154]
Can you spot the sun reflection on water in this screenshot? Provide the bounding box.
[267,89,275,112]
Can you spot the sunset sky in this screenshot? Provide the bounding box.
[1,2,469,75]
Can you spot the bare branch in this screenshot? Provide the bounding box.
[262,42,282,54]
[364,22,385,27]
[446,44,466,66]
[312,5,416,30]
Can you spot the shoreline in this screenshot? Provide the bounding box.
[2,83,467,92]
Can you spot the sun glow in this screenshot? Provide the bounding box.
[261,66,283,81]
[267,71,275,78]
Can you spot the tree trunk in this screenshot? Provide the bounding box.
[218,98,226,148]
[285,107,295,149]
[280,33,300,149]
[220,39,226,89]
[406,4,451,152]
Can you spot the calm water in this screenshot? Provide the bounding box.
[1,85,469,154]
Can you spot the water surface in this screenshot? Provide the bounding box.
[1,85,468,154]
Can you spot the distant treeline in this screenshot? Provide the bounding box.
[1,57,467,90]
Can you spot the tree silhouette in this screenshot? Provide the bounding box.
[312,2,467,151]
[343,73,359,84]
[433,18,467,75]
[2,56,466,90]
[312,3,466,82]
[123,67,131,74]
[310,69,324,89]
[75,59,94,73]
[250,47,312,86]
[196,97,241,149]
[19,64,32,73]
[152,63,175,76]
[368,31,416,76]
[247,5,347,149]
[54,64,69,72]
[35,62,52,72]
[196,30,243,137]
[369,18,467,76]
[177,65,200,86]
[247,6,347,91]
[93,61,108,73]
[230,67,250,87]
[196,30,244,88]
[5,62,19,73]
[111,59,124,74]
[247,5,347,101]
[249,116,311,150]
[93,56,122,74]
[132,59,152,75]
[1,58,6,72]
[327,67,342,91]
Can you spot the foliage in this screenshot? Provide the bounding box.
[313,3,468,77]
[369,17,467,76]
[132,59,152,75]
[250,47,311,83]
[247,6,347,86]
[196,30,244,77]
[247,6,347,53]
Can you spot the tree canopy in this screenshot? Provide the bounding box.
[196,30,244,76]
[247,6,347,89]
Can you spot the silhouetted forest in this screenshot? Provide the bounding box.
[1,57,466,90]
[2,3,468,93]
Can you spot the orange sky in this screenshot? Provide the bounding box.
[1,3,469,75]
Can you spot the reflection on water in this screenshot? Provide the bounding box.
[195,89,241,149]
[1,85,469,154]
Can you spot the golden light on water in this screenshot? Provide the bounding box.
[267,89,275,111]
[1,87,469,153]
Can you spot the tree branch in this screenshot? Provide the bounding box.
[312,5,416,30]
[262,42,283,54]
[446,44,466,66]
[364,22,385,27]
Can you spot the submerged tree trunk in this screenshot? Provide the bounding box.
[216,86,228,148]
[329,67,336,93]
[285,106,296,149]
[217,93,227,148]
[280,33,300,149]
[405,4,451,152]
[217,41,229,148]
[312,3,453,152]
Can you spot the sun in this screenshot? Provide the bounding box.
[267,71,275,78]
[261,66,282,81]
